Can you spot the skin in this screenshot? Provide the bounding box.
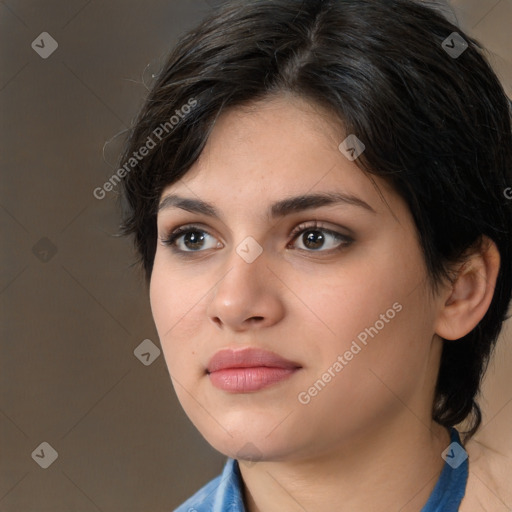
[150,93,500,512]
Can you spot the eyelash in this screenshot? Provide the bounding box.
[159,221,354,255]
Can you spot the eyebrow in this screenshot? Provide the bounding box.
[158,191,376,219]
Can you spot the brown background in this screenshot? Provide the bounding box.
[1,1,511,510]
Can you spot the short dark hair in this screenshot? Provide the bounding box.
[119,0,512,440]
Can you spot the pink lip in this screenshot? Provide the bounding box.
[206,348,301,392]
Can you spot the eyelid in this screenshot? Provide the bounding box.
[288,220,350,239]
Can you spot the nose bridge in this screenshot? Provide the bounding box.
[216,235,267,302]
[207,236,283,328]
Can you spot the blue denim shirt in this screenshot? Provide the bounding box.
[174,428,468,512]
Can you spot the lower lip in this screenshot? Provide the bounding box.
[208,367,298,392]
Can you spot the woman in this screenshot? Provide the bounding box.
[119,0,512,510]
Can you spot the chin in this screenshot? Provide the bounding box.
[193,414,299,462]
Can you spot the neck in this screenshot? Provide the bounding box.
[239,419,451,512]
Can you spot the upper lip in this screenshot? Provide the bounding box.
[206,348,301,373]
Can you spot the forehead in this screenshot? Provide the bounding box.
[158,94,398,220]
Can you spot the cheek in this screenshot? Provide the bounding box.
[292,244,432,378]
[149,261,203,375]
[289,261,402,349]
[150,253,205,329]
[149,264,175,337]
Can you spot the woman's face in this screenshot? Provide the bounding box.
[150,94,444,462]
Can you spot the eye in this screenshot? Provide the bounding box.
[159,221,353,255]
[288,221,353,252]
[159,225,222,253]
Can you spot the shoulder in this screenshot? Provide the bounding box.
[459,438,512,512]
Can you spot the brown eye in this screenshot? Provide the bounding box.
[301,230,326,250]
[161,226,221,252]
[289,223,353,252]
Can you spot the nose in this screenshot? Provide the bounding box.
[206,245,285,332]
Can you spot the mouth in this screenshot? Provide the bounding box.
[206,348,302,393]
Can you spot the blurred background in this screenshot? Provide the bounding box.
[1,1,511,510]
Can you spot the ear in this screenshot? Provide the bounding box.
[435,236,500,341]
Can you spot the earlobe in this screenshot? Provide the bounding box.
[435,236,500,341]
